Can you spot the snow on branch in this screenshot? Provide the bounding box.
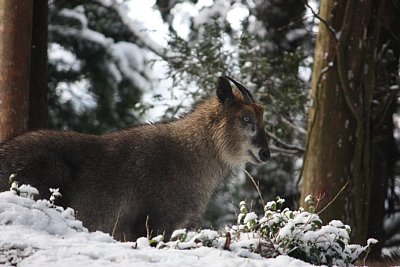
[50,9,151,91]
[93,0,166,59]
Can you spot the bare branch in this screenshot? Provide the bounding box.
[243,169,265,207]
[266,131,305,153]
[317,180,349,215]
[112,206,122,238]
[269,145,303,157]
[280,116,307,136]
[303,0,337,41]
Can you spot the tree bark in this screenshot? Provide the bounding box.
[301,0,354,231]
[0,0,33,142]
[301,0,398,245]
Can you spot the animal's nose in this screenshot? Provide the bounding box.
[259,148,270,162]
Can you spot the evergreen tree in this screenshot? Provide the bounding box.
[48,1,156,133]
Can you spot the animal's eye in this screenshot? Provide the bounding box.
[242,116,252,123]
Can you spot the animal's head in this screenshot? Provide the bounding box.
[214,76,270,166]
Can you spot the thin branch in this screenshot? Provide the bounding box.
[145,215,152,239]
[317,180,349,215]
[243,169,266,207]
[303,0,338,42]
[280,116,307,136]
[112,206,122,237]
[269,145,303,156]
[266,131,305,153]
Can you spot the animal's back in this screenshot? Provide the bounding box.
[0,130,100,197]
[0,125,225,240]
[0,130,142,239]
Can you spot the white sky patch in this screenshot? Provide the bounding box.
[127,0,169,47]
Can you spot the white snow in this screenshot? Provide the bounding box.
[193,0,230,26]
[367,238,378,246]
[0,187,316,267]
[243,212,258,224]
[96,0,165,57]
[170,228,188,240]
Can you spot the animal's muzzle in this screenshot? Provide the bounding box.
[259,148,270,162]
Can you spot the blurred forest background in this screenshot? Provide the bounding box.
[0,0,400,258]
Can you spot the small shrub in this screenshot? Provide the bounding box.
[147,196,376,267]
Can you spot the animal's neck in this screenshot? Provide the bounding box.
[173,101,222,157]
[169,100,233,183]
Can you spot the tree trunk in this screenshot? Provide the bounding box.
[301,0,397,245]
[0,1,33,142]
[301,0,354,232]
[29,0,48,130]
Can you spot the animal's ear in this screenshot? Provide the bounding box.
[216,76,234,105]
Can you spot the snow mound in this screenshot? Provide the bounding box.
[0,186,315,267]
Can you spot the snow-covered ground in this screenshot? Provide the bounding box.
[0,187,317,267]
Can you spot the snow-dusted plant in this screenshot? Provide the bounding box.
[49,188,62,205]
[146,196,377,267]
[4,180,85,233]
[8,174,39,199]
[228,196,377,266]
[151,229,223,250]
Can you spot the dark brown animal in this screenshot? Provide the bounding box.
[0,76,270,241]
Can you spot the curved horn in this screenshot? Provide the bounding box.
[223,76,254,104]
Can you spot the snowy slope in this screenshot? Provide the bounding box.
[0,188,316,267]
